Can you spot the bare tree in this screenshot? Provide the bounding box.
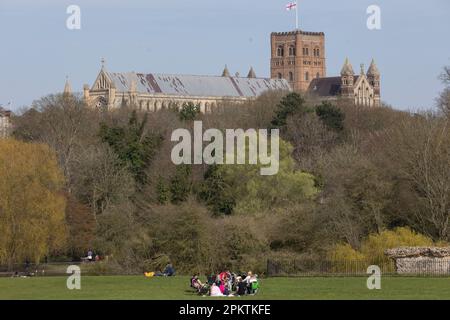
[385,115,450,240]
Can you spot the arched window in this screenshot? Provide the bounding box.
[277,73,283,79]
[277,45,284,57]
[313,48,320,57]
[289,45,296,56]
[303,47,309,56]
[305,72,309,81]
[289,72,294,81]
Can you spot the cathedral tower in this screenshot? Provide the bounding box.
[270,30,326,91]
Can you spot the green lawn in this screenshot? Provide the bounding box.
[0,276,449,300]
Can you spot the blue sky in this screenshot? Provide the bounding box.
[0,0,449,112]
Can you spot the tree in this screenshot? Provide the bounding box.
[437,87,450,117]
[170,165,192,204]
[99,110,163,185]
[271,92,309,128]
[13,94,96,192]
[315,101,345,132]
[198,165,236,215]
[317,144,392,247]
[0,139,67,266]
[210,139,318,214]
[383,116,450,240]
[65,193,96,259]
[178,102,200,121]
[156,176,170,205]
[437,66,450,117]
[71,144,135,216]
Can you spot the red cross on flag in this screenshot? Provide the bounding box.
[286,2,297,11]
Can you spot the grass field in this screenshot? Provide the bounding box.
[0,276,450,300]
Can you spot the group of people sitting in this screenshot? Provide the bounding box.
[190,270,259,297]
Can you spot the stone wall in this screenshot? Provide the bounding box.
[385,247,450,275]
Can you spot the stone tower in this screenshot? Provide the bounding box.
[270,30,326,91]
[340,57,355,98]
[366,59,381,107]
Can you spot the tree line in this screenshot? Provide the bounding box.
[1,67,448,273]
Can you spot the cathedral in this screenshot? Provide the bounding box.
[81,62,290,113]
[80,29,380,111]
[270,30,381,107]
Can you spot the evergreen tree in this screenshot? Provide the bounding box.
[170,165,192,204]
[99,111,163,185]
[271,92,309,128]
[315,101,345,132]
[178,102,200,121]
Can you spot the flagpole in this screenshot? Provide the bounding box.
[295,1,298,30]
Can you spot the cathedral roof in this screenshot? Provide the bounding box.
[340,58,354,76]
[103,71,291,98]
[367,59,380,76]
[308,76,360,97]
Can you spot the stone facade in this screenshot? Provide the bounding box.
[270,29,381,107]
[385,247,450,275]
[307,58,381,107]
[270,30,326,91]
[80,29,381,111]
[0,107,12,138]
[83,64,290,113]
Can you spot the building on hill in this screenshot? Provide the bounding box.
[83,62,290,112]
[270,29,381,107]
[80,28,380,111]
[0,107,12,138]
[270,30,326,92]
[308,58,381,107]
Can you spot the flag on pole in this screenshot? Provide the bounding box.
[286,2,297,11]
[286,2,299,29]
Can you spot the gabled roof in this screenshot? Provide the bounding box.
[308,76,360,97]
[102,71,291,98]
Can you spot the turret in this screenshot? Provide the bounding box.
[247,67,256,78]
[63,76,72,96]
[367,59,381,106]
[340,58,354,97]
[222,65,230,77]
[83,84,90,102]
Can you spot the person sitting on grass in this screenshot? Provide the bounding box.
[235,276,247,296]
[210,283,223,296]
[243,271,259,295]
[191,274,204,291]
[163,263,175,276]
[250,275,260,295]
